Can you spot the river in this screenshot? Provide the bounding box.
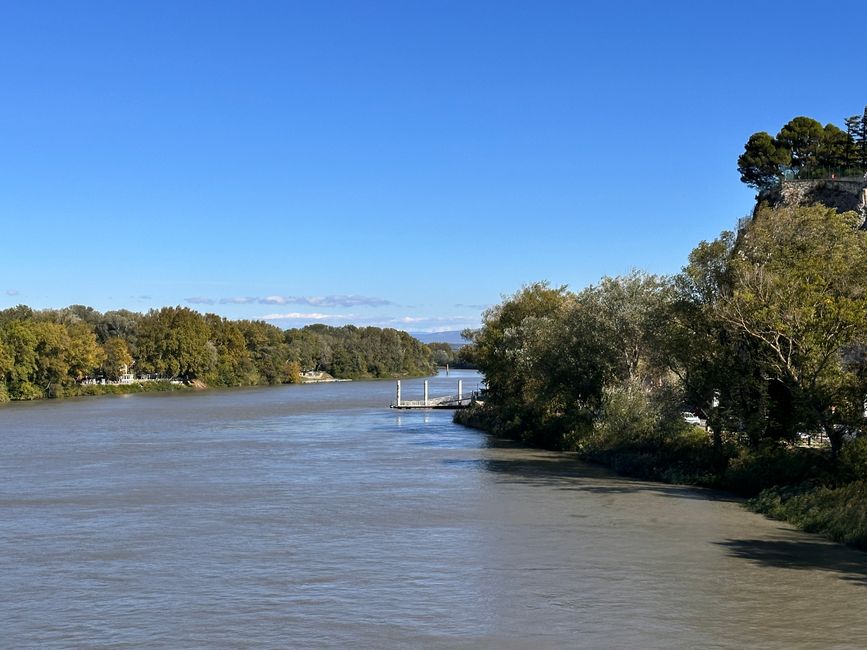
[1,370,866,648]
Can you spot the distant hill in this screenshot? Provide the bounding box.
[411,330,469,346]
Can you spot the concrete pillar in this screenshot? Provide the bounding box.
[458,379,463,401]
[424,380,429,406]
[396,380,401,407]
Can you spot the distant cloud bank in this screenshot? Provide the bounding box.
[180,294,480,332]
[5,289,19,296]
[261,313,479,333]
[261,312,351,321]
[185,294,392,308]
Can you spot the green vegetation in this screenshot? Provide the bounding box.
[427,341,476,369]
[738,108,867,190]
[285,324,435,379]
[0,306,436,401]
[456,203,867,548]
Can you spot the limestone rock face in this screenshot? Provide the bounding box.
[765,177,867,227]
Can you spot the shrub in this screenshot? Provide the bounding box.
[723,445,831,495]
[750,480,867,550]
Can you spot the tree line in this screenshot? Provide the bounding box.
[427,342,475,369]
[458,204,867,545]
[738,108,867,190]
[0,306,436,400]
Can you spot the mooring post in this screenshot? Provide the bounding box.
[424,380,429,406]
[458,379,463,402]
[396,380,401,407]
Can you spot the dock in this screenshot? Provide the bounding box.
[389,379,478,409]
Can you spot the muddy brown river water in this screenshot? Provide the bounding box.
[2,370,866,648]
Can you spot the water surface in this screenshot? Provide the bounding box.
[2,371,866,648]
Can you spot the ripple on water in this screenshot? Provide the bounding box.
[2,376,867,648]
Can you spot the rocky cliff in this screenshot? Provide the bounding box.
[763,177,867,227]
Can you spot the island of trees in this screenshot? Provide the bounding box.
[0,306,437,401]
[458,144,867,548]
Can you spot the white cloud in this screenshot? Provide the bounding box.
[219,297,257,304]
[261,312,351,320]
[205,294,392,307]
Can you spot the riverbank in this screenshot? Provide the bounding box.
[0,370,438,404]
[33,380,192,400]
[454,405,867,551]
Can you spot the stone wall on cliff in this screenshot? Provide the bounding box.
[764,177,867,227]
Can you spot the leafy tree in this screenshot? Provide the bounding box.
[102,337,134,380]
[203,314,258,386]
[737,132,788,190]
[0,320,39,397]
[236,319,291,384]
[286,360,302,384]
[0,305,34,324]
[31,321,71,395]
[582,271,672,385]
[136,307,214,380]
[817,123,849,171]
[654,234,736,450]
[93,309,142,348]
[776,116,824,173]
[65,322,104,381]
[718,205,867,457]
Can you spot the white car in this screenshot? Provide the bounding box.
[682,412,703,426]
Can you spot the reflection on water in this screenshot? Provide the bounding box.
[1,370,866,648]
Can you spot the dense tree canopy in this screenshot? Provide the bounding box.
[461,205,867,470]
[0,306,437,400]
[738,108,867,191]
[718,205,867,456]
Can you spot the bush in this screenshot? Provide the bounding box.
[11,381,44,400]
[722,445,831,495]
[840,436,867,482]
[750,480,867,550]
[579,381,721,484]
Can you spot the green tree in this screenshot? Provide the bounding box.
[0,320,39,397]
[204,314,257,386]
[844,114,861,168]
[65,322,104,381]
[31,321,71,395]
[817,123,849,172]
[719,205,867,457]
[776,116,825,175]
[464,282,572,445]
[102,337,134,381]
[136,307,214,380]
[737,132,788,190]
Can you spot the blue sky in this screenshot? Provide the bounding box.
[1,1,864,332]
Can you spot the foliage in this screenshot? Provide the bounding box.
[749,479,867,550]
[286,324,435,379]
[101,337,134,381]
[136,307,214,380]
[719,205,867,456]
[737,132,789,190]
[427,341,476,369]
[737,108,867,191]
[457,203,867,551]
[0,304,434,401]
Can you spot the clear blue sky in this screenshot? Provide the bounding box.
[1,0,864,332]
